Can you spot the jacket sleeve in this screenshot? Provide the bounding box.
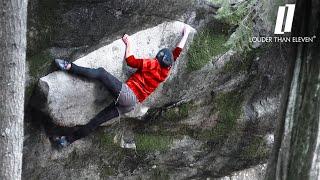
[126,55,143,69]
[172,47,183,61]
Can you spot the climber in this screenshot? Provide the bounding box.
[52,25,191,148]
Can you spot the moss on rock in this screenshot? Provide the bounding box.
[190,90,244,143]
[99,133,117,149]
[28,51,53,78]
[240,135,268,160]
[222,48,256,74]
[187,28,229,72]
[100,165,115,177]
[150,168,170,180]
[135,134,172,152]
[26,51,53,99]
[27,0,61,55]
[162,103,191,122]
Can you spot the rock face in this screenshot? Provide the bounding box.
[27,35,287,180]
[24,0,290,179]
[37,21,196,127]
[27,0,218,55]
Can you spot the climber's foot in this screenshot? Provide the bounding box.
[53,136,70,149]
[55,59,71,71]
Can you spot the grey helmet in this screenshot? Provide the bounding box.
[156,48,173,67]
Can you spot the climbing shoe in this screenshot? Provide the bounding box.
[55,59,71,71]
[53,136,70,149]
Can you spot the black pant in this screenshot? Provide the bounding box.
[67,64,122,143]
[70,64,122,97]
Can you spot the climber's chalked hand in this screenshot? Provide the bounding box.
[122,34,130,45]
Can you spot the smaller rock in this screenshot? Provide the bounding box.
[120,138,136,150]
[264,133,274,148]
[216,164,267,180]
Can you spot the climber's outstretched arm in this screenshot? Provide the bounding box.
[173,26,191,61]
[122,34,143,69]
[177,26,191,49]
[122,34,133,58]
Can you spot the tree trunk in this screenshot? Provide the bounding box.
[265,0,320,179]
[0,0,28,179]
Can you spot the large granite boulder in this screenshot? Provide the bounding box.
[37,21,196,127]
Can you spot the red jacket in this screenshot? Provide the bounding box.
[126,47,182,102]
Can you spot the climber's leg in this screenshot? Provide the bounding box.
[70,64,122,98]
[66,84,138,143]
[65,102,119,144]
[53,85,138,148]
[55,59,122,98]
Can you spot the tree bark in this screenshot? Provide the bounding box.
[265,0,320,179]
[0,0,28,179]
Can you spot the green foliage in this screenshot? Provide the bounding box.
[135,134,172,152]
[225,20,253,53]
[215,0,250,25]
[187,29,228,72]
[215,0,256,53]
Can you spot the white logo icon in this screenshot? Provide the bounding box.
[274,4,296,34]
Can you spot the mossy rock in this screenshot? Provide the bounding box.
[150,168,170,180]
[187,27,229,72]
[189,90,244,143]
[135,134,172,152]
[222,49,256,74]
[139,101,201,140]
[26,51,54,100]
[28,0,60,55]
[99,132,117,149]
[100,165,116,177]
[162,103,191,122]
[240,135,268,160]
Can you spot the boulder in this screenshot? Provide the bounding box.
[37,21,196,127]
[217,164,267,180]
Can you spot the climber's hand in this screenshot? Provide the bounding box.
[177,26,191,49]
[183,26,191,36]
[122,34,130,45]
